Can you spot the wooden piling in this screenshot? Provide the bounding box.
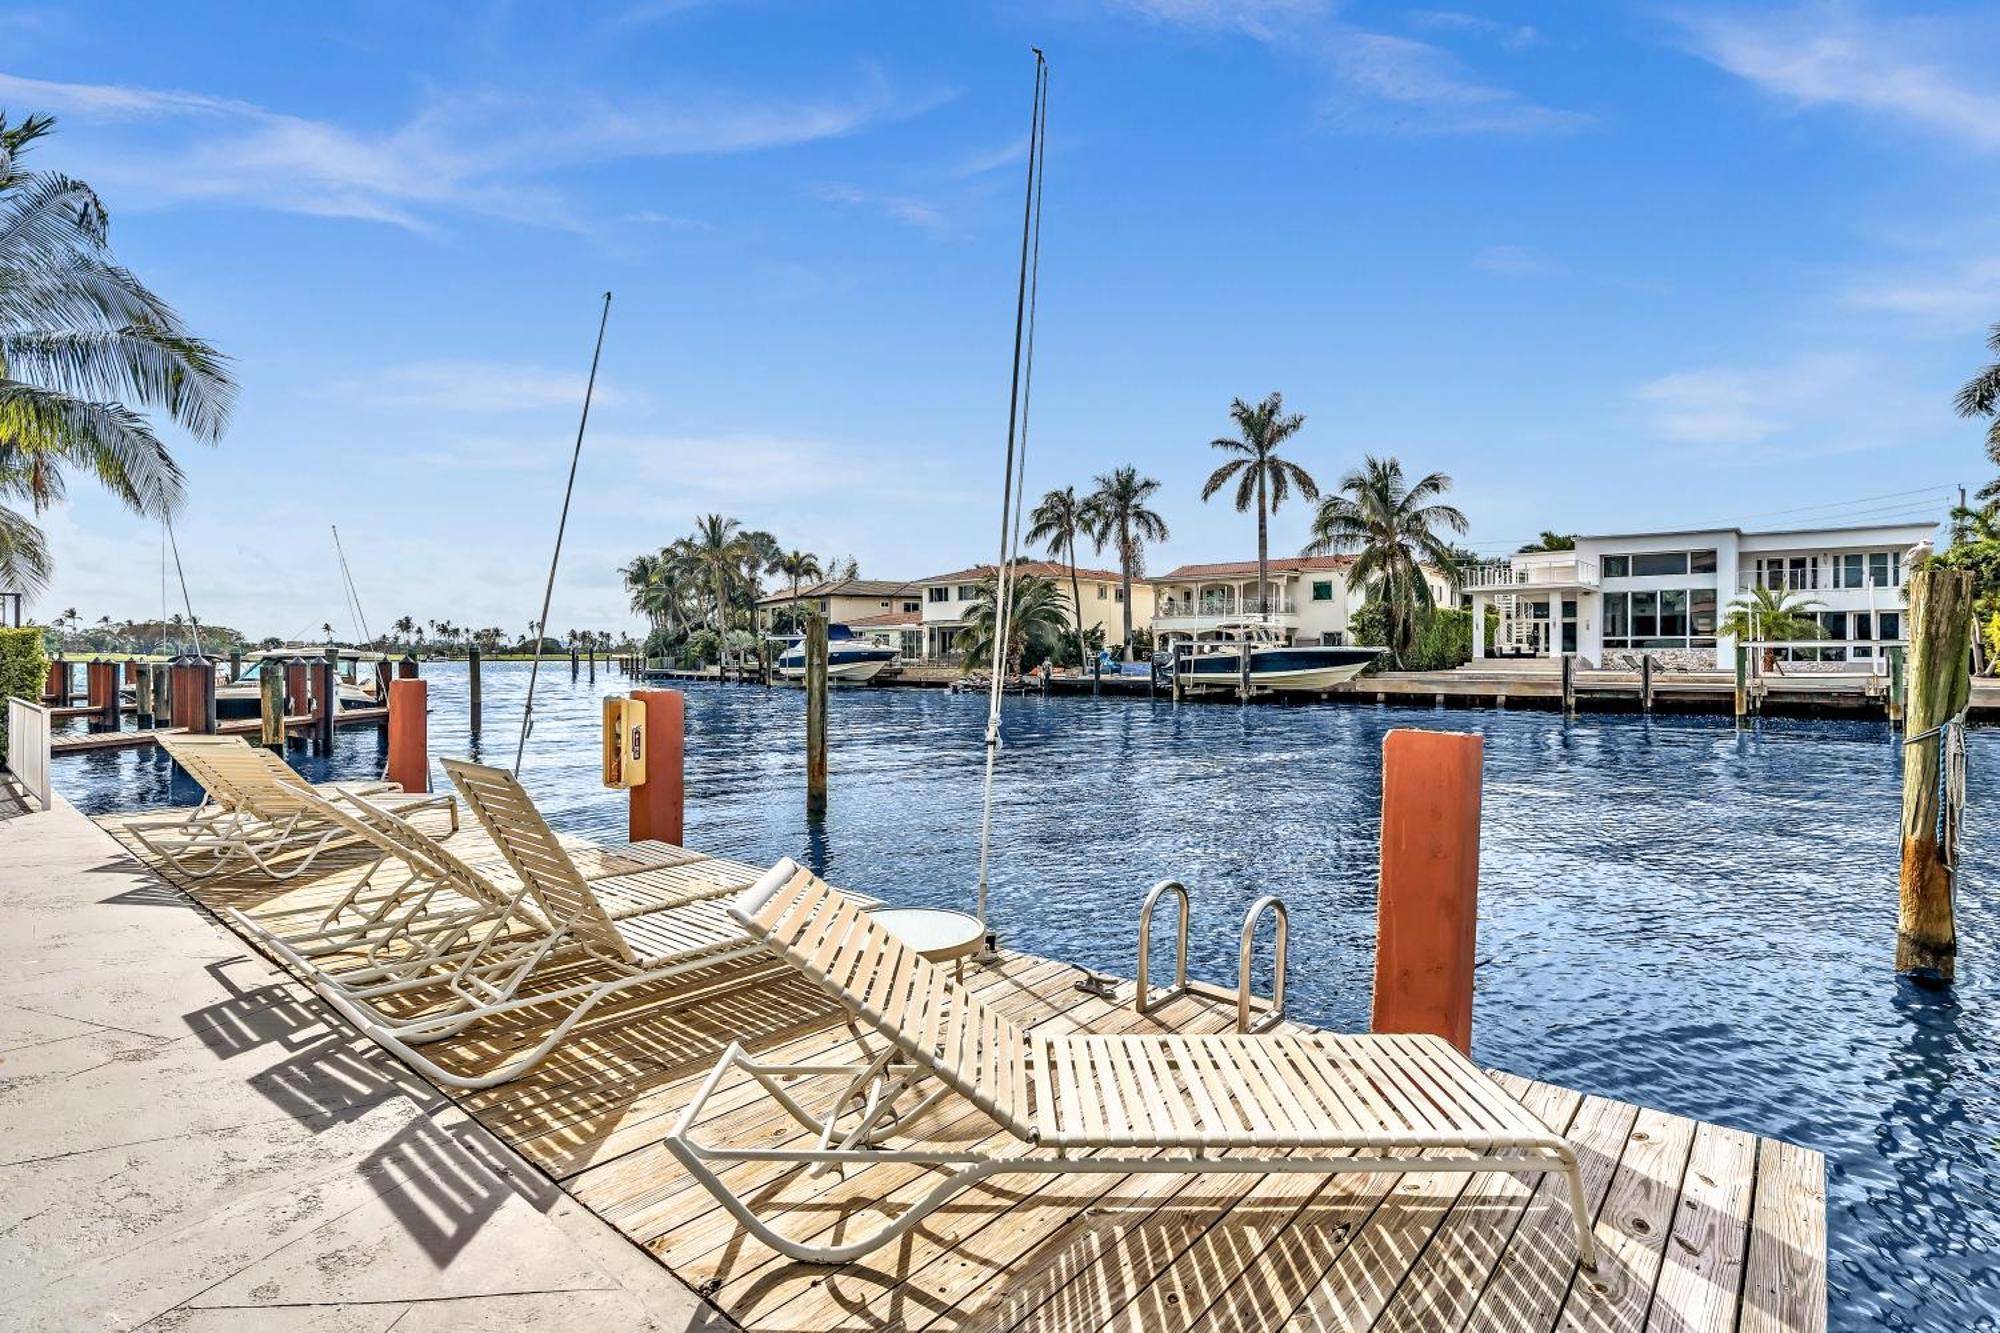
[157,660,173,723]
[258,660,285,748]
[628,688,685,845]
[134,661,155,726]
[1733,642,1749,725]
[399,653,418,680]
[1560,652,1575,718]
[386,678,429,793]
[1238,638,1252,703]
[570,644,579,681]
[283,657,310,726]
[1886,645,1906,727]
[588,645,596,683]
[315,649,338,748]
[1371,728,1482,1054]
[1641,654,1654,712]
[1896,567,1974,983]
[44,657,64,703]
[805,614,828,819]
[1170,644,1183,703]
[467,646,482,733]
[227,649,242,684]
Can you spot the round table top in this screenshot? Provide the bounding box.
[868,906,986,963]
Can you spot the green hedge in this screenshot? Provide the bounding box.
[1350,601,1482,672]
[0,626,50,753]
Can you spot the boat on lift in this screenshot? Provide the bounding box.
[1172,621,1380,693]
[775,624,900,683]
[213,648,389,719]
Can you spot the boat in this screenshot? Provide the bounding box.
[1094,650,1157,679]
[213,648,388,720]
[774,624,900,683]
[1171,621,1380,693]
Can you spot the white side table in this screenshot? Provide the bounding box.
[869,906,986,980]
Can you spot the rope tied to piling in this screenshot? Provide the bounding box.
[1903,708,1970,871]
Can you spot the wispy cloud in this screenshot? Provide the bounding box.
[1632,352,1918,458]
[355,360,634,413]
[948,136,1030,179]
[1473,243,1560,276]
[1410,11,1541,51]
[807,183,947,229]
[1845,253,2000,320]
[1102,0,1585,135]
[1672,4,2000,151]
[0,67,948,231]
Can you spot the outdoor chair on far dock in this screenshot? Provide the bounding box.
[128,734,455,883]
[300,758,832,1090]
[665,860,1599,1269]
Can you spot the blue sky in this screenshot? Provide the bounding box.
[7,0,1997,638]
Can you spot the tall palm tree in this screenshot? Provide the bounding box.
[773,549,823,631]
[1026,485,1092,671]
[689,514,750,662]
[1201,393,1318,618]
[392,614,416,648]
[1718,586,1825,673]
[0,114,235,595]
[1083,466,1170,661]
[1304,455,1467,667]
[1955,322,2000,507]
[960,573,1070,675]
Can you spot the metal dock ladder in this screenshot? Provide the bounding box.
[1134,879,1289,1034]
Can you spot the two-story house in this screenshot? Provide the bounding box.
[1150,556,1453,650]
[1460,522,1936,670]
[916,562,1151,660]
[756,578,924,657]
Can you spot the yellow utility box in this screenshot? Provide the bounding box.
[601,695,647,789]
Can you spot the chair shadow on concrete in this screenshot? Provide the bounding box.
[358,1111,551,1267]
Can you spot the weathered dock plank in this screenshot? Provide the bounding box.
[99,808,1830,1333]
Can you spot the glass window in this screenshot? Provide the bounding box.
[1604,593,1628,636]
[1632,591,1659,637]
[1839,553,1864,588]
[1097,584,1107,599]
[1690,589,1717,635]
[1602,555,1630,578]
[1850,612,1872,641]
[928,587,949,603]
[1633,552,1689,577]
[1879,611,1902,641]
[1561,599,1577,619]
[1660,590,1688,637]
[1530,600,1551,620]
[957,584,976,601]
[1869,551,1899,588]
[1690,549,1717,574]
[1820,611,1846,642]
[1312,580,1333,602]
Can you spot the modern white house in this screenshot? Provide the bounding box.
[1460,523,1938,671]
[1149,556,1454,650]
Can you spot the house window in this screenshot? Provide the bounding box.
[956,585,976,601]
[1690,549,1718,574]
[1631,591,1658,637]
[1115,588,1125,602]
[1690,589,1717,636]
[928,587,949,603]
[1632,552,1689,577]
[1659,590,1687,637]
[1836,553,1864,589]
[903,601,920,613]
[1604,592,1629,638]
[1879,611,1902,640]
[1312,581,1333,601]
[1097,584,1107,599]
[1602,555,1630,578]
[1869,551,1899,588]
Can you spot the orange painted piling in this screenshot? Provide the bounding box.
[284,658,310,720]
[1371,728,1482,1054]
[386,678,429,793]
[44,658,65,702]
[86,659,117,724]
[628,688,685,846]
[169,658,216,734]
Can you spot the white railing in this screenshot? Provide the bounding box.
[1463,556,1599,591]
[1737,572,1902,594]
[6,697,52,812]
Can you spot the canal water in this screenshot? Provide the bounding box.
[52,661,2000,1330]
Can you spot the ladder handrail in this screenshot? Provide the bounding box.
[1237,894,1288,1034]
[1135,879,1190,1015]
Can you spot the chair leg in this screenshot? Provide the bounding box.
[1560,1150,1598,1270]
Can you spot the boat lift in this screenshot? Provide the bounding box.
[1135,879,1289,1034]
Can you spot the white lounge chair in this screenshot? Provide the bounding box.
[665,859,1599,1268]
[306,759,793,1090]
[128,734,455,882]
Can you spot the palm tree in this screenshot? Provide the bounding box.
[689,513,749,637]
[773,549,823,631]
[392,615,416,649]
[1201,393,1318,618]
[1304,455,1467,667]
[960,573,1070,675]
[320,621,335,645]
[0,114,234,595]
[1026,486,1093,671]
[1955,322,2000,507]
[1718,586,1825,673]
[1082,466,1170,661]
[1517,531,1576,553]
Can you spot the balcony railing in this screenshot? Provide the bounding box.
[1462,556,1599,592]
[1155,595,1298,617]
[1737,572,1902,595]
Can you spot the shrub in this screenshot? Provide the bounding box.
[0,626,50,753]
[1350,601,1476,672]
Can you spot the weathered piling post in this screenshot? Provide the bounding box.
[156,660,173,726]
[85,659,114,729]
[314,648,339,748]
[1640,653,1655,713]
[1733,642,1750,726]
[258,659,285,748]
[386,677,430,792]
[1237,640,1252,703]
[1886,644,1906,727]
[570,643,580,681]
[588,643,596,683]
[374,659,393,718]
[627,688,685,845]
[1170,643,1183,703]
[1560,652,1576,718]
[805,614,828,819]
[43,656,64,703]
[283,656,310,733]
[227,649,242,684]
[1371,728,1482,1053]
[398,652,418,680]
[169,655,217,735]
[466,645,482,733]
[1092,652,1102,697]
[1896,566,1974,984]
[134,660,156,727]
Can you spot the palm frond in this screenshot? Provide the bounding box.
[0,381,185,516]
[0,501,53,594]
[3,326,235,440]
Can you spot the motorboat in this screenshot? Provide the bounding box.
[213,648,388,719]
[775,624,900,683]
[1170,621,1380,693]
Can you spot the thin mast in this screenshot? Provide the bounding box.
[975,49,1049,928]
[515,291,613,774]
[331,524,373,648]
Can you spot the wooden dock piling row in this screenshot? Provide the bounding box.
[1896,567,1973,984]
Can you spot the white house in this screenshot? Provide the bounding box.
[915,561,1145,660]
[1461,523,1937,671]
[1150,556,1454,649]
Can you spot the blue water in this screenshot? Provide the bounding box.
[53,661,2000,1330]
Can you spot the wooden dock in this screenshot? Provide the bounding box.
[99,808,1829,1332]
[51,707,390,755]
